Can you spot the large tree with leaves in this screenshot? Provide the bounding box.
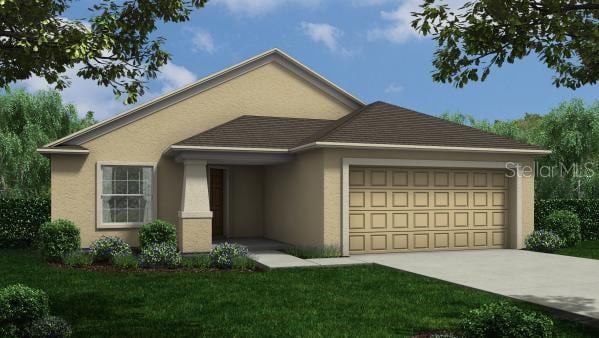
[0,0,207,103]
[0,88,95,197]
[412,0,598,89]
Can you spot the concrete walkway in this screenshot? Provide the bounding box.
[357,249,599,320]
[251,250,366,269]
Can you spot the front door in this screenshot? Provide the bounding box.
[209,168,225,237]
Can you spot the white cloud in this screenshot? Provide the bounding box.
[190,29,216,53]
[368,0,466,44]
[213,0,320,16]
[385,83,404,93]
[299,22,351,55]
[18,62,197,120]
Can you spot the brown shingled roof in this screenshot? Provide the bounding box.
[173,101,545,152]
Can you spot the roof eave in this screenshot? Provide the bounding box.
[37,148,90,157]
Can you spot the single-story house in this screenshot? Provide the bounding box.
[39,49,549,255]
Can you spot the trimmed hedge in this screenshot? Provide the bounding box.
[535,199,599,241]
[0,197,50,248]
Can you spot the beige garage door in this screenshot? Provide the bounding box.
[348,167,509,254]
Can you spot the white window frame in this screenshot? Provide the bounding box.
[96,161,157,229]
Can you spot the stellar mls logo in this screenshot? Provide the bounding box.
[505,162,595,178]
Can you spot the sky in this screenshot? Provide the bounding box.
[17,0,598,122]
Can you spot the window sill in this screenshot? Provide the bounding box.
[97,223,144,230]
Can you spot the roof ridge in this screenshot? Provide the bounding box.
[293,102,376,147]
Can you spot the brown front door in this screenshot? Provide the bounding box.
[209,168,225,237]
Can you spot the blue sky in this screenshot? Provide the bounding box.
[19,0,598,121]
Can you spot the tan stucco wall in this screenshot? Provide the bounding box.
[263,150,325,246]
[321,149,538,249]
[50,62,353,247]
[227,166,264,237]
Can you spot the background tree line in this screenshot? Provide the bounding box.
[441,99,599,199]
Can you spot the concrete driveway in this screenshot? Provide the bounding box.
[356,250,599,320]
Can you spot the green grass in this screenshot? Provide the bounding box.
[556,240,599,260]
[284,245,341,259]
[1,249,597,337]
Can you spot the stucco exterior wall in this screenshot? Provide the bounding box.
[50,62,352,247]
[227,166,264,237]
[321,149,538,249]
[263,150,325,246]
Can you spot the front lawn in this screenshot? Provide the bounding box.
[1,249,597,337]
[556,240,599,260]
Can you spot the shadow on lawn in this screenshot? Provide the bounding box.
[513,294,599,328]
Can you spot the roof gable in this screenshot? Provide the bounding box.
[45,48,363,148]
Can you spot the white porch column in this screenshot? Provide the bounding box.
[178,160,213,253]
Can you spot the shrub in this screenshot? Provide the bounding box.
[112,253,139,270]
[27,315,72,338]
[0,196,50,248]
[209,242,249,269]
[232,256,256,270]
[525,230,565,253]
[139,242,182,268]
[285,245,341,259]
[0,284,49,337]
[540,210,581,247]
[89,236,132,262]
[181,255,211,269]
[37,219,80,262]
[535,199,599,240]
[139,220,177,249]
[459,302,553,338]
[62,251,93,268]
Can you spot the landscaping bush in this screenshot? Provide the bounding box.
[37,219,80,262]
[539,210,581,247]
[232,256,256,270]
[139,242,182,268]
[138,220,177,249]
[525,230,564,253]
[0,196,50,248]
[112,253,139,270]
[535,199,599,240]
[62,251,93,268]
[459,302,553,338]
[209,242,249,269]
[0,284,49,337]
[181,255,211,269]
[27,315,72,338]
[285,245,341,259]
[89,236,132,262]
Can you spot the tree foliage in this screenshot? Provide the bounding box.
[0,88,95,197]
[412,0,599,89]
[441,99,599,198]
[0,0,208,104]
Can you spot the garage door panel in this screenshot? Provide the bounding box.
[349,167,509,254]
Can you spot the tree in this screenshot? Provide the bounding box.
[440,99,599,198]
[0,0,208,104]
[412,0,599,89]
[0,88,95,197]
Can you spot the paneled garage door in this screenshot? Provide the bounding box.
[348,167,509,254]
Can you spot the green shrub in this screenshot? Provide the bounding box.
[535,199,599,240]
[62,251,93,268]
[0,197,50,248]
[37,219,80,262]
[285,245,341,259]
[27,315,72,338]
[111,253,139,270]
[209,242,249,269]
[139,243,182,268]
[232,256,256,270]
[459,302,553,338]
[0,284,49,337]
[540,210,581,247]
[525,230,564,253]
[182,255,211,269]
[138,220,177,249]
[89,236,132,262]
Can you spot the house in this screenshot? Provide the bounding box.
[38,49,549,255]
